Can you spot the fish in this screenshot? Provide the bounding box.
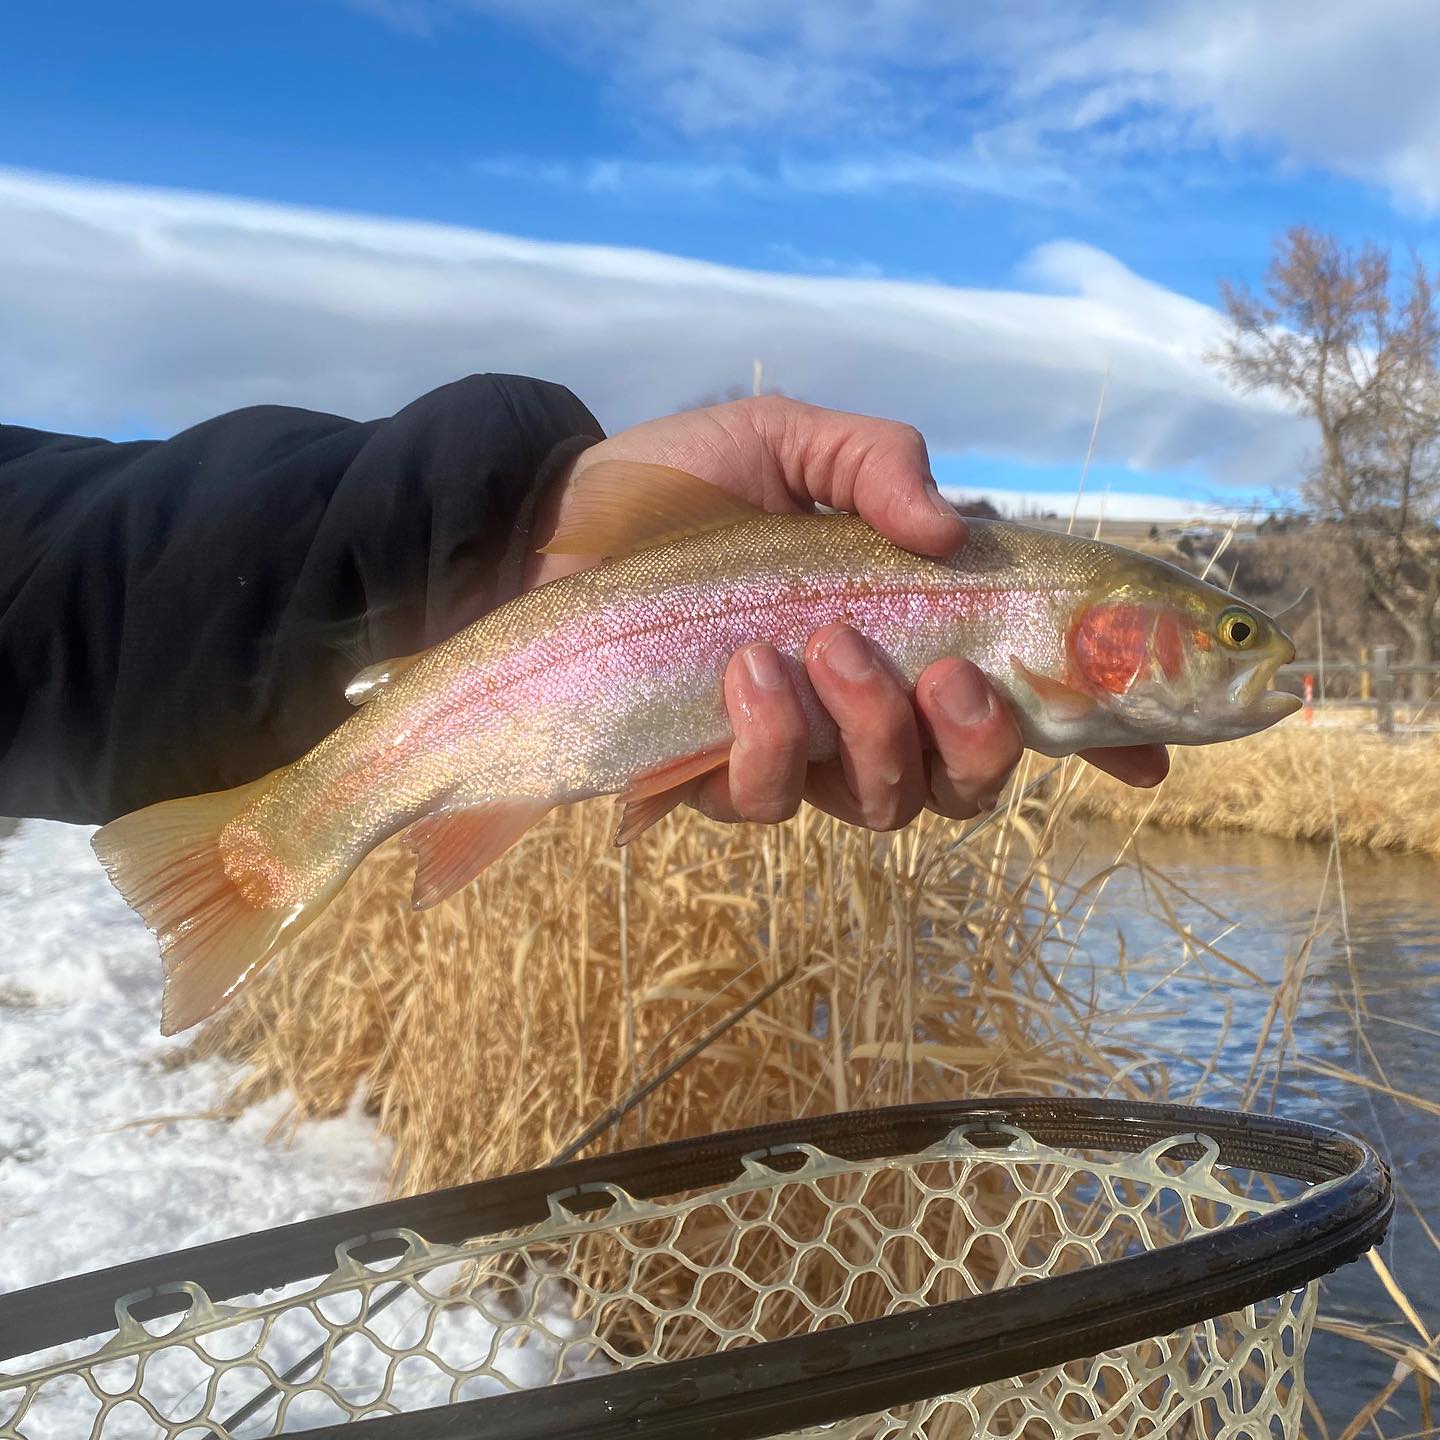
[91,460,1300,1035]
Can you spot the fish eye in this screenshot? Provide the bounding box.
[1217,607,1259,650]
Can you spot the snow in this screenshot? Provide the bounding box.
[0,820,392,1296]
[0,821,592,1437]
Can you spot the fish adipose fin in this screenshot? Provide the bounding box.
[91,774,337,1037]
[539,461,762,559]
[614,747,730,846]
[404,801,551,910]
[1009,657,1100,722]
[345,651,426,706]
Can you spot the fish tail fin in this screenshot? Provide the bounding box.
[92,774,335,1036]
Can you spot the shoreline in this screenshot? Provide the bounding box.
[1062,721,1440,858]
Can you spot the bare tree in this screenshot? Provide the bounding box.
[1210,228,1440,690]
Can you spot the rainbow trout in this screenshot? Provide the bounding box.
[93,461,1300,1033]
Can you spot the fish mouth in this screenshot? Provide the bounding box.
[1228,650,1301,725]
[1247,689,1303,724]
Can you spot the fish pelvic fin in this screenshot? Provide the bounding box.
[404,800,552,910]
[614,747,730,846]
[538,461,762,559]
[91,773,335,1036]
[345,651,426,706]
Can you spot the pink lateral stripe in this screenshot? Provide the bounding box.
[306,576,1054,825]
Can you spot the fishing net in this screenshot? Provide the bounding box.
[0,1099,1390,1440]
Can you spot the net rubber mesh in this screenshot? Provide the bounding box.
[1,1124,1319,1439]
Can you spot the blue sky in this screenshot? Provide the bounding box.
[5,2,1438,517]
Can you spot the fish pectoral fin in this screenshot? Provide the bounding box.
[1114,685,1174,727]
[614,747,731,846]
[404,801,551,910]
[345,651,426,706]
[538,461,763,559]
[1008,656,1101,723]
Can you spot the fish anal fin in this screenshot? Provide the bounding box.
[404,801,550,909]
[539,461,762,558]
[91,774,335,1036]
[1009,656,1101,722]
[346,651,426,706]
[614,747,730,846]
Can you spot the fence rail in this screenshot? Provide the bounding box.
[1278,645,1439,735]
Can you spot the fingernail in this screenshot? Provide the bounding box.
[823,627,875,681]
[743,644,786,690]
[928,481,960,523]
[932,663,992,727]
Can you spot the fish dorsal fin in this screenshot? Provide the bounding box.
[538,460,763,558]
[345,652,425,706]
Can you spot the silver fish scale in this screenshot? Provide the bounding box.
[241,514,1240,885]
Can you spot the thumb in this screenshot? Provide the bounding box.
[850,449,969,559]
[766,401,967,558]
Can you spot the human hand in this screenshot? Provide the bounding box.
[527,395,1168,830]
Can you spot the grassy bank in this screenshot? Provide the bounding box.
[200,757,1152,1194]
[1069,720,1440,857]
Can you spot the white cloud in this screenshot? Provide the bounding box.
[473,148,1081,207]
[406,1,1440,212]
[1024,0,1440,211]
[781,149,1082,205]
[465,0,963,139]
[0,165,1306,488]
[472,155,772,197]
[762,242,889,281]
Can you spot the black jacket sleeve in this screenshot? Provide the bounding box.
[0,373,605,825]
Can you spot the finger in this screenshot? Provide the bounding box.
[800,759,875,830]
[804,624,928,831]
[691,645,809,824]
[915,659,1025,820]
[745,398,967,558]
[1079,744,1170,788]
[847,436,968,560]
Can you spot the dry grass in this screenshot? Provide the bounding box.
[197,753,1155,1195]
[1068,720,1440,857]
[190,757,1198,1432]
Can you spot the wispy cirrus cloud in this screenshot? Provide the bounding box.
[1,165,1305,492]
[761,242,890,281]
[472,156,771,197]
[1021,0,1440,210]
[363,0,1440,213]
[472,148,1082,207]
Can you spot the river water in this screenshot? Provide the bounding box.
[1049,818,1440,1433]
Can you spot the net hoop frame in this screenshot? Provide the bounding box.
[0,1096,1392,1440]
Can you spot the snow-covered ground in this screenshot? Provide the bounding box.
[0,820,392,1297]
[0,821,592,1437]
